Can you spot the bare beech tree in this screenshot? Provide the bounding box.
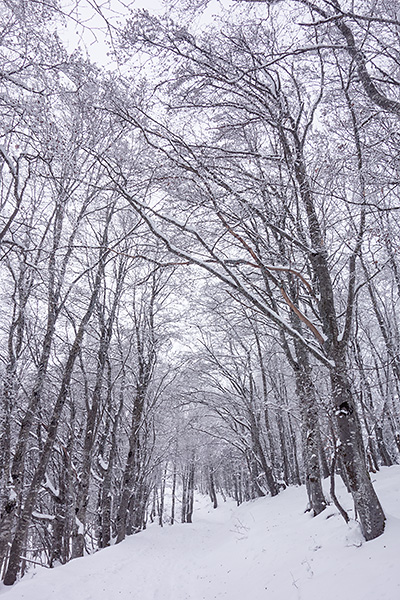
[106,4,394,539]
[1,0,400,585]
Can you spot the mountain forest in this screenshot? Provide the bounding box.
[1,0,400,587]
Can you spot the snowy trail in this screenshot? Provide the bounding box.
[1,466,400,600]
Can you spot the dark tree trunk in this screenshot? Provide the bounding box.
[3,237,108,585]
[209,470,218,509]
[329,352,385,541]
[170,463,177,525]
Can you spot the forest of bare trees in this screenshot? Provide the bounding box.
[1,0,400,586]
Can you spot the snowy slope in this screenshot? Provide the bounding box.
[1,466,400,600]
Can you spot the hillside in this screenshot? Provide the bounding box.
[1,466,399,600]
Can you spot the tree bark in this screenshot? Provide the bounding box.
[3,235,110,585]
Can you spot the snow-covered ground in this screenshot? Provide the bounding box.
[2,466,400,600]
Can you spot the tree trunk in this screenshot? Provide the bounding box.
[3,240,108,585]
[329,353,385,541]
[171,463,177,525]
[209,470,218,509]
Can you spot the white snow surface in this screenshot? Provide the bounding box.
[2,466,400,600]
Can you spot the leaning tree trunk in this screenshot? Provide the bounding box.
[2,236,109,585]
[3,302,98,585]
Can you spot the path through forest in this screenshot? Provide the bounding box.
[1,467,400,600]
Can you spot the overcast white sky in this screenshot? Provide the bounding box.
[58,0,240,66]
[58,0,167,65]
